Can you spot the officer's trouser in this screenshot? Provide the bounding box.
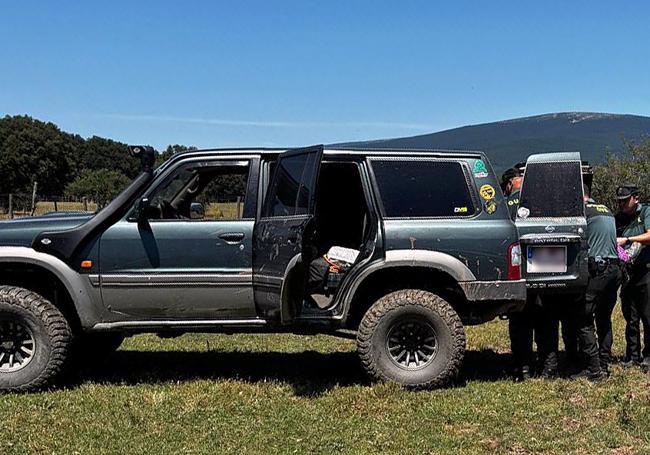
[574,261,622,372]
[536,299,561,373]
[509,295,540,369]
[537,292,585,373]
[621,266,650,361]
[561,313,578,358]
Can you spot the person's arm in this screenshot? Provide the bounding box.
[617,208,650,246]
[618,229,650,246]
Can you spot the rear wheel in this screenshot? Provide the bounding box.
[0,286,72,392]
[357,289,465,389]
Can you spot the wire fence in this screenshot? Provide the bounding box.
[0,193,246,221]
[0,193,98,220]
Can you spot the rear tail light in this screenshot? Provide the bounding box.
[508,242,521,280]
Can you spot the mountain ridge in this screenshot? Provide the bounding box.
[338,112,650,168]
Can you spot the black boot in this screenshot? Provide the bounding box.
[599,361,610,377]
[621,357,641,368]
[540,352,559,379]
[570,369,608,382]
[514,365,532,382]
[641,357,650,372]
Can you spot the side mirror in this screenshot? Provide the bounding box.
[136,198,150,222]
[190,202,205,220]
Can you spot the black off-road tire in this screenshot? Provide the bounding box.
[357,289,466,389]
[0,286,72,393]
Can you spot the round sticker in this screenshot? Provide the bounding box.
[485,200,497,215]
[479,184,496,201]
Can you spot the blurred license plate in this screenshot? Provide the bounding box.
[527,246,567,273]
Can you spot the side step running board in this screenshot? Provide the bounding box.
[92,319,268,332]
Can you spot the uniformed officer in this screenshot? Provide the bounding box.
[615,184,650,368]
[570,185,622,380]
[502,166,522,221]
[503,166,536,379]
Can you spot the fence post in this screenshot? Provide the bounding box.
[54,199,58,212]
[83,197,88,212]
[8,193,13,219]
[30,181,38,216]
[236,196,242,218]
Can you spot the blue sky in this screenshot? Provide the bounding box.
[1,1,649,149]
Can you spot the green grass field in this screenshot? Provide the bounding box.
[1,310,649,454]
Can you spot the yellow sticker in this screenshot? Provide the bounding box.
[485,200,497,214]
[454,206,468,213]
[479,184,496,201]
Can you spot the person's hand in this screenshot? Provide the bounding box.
[617,237,628,246]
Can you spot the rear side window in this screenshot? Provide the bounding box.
[370,159,476,218]
[265,152,318,217]
[519,162,583,217]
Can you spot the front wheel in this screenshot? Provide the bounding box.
[357,289,466,389]
[0,286,72,392]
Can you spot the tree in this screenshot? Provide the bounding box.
[65,169,130,208]
[0,115,80,195]
[155,144,198,167]
[592,138,650,209]
[80,136,140,179]
[0,115,199,200]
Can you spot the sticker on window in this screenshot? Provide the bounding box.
[473,160,488,178]
[479,184,496,201]
[484,200,497,215]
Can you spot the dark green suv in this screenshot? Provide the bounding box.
[0,146,587,391]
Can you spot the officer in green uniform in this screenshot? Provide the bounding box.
[570,185,622,380]
[503,166,535,379]
[502,166,522,221]
[615,184,650,368]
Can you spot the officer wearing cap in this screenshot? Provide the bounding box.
[503,166,535,379]
[501,166,523,221]
[615,184,650,368]
[569,185,622,380]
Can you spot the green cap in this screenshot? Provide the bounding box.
[616,184,639,200]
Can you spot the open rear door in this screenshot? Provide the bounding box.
[253,145,324,323]
[515,152,588,294]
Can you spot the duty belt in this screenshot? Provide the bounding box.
[588,257,620,274]
[588,257,620,265]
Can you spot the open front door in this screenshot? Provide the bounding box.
[253,145,324,322]
[515,152,589,294]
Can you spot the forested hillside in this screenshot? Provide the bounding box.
[0,115,192,202]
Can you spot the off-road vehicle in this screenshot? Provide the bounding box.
[0,145,588,391]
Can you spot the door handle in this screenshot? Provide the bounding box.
[219,232,245,243]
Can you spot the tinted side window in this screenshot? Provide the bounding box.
[296,152,318,215]
[371,159,475,217]
[265,152,317,217]
[519,162,583,217]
